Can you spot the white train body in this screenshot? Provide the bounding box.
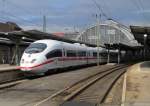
[20,39,118,75]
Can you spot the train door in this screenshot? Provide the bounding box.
[87,51,90,64]
[45,49,63,69]
[56,48,64,68]
[61,48,66,68]
[90,51,94,64]
[57,43,65,68]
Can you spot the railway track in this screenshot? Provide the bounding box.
[34,64,130,106]
[0,65,120,90]
[0,65,115,90]
[0,69,26,88]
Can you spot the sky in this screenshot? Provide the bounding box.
[0,0,150,32]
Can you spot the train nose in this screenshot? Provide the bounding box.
[20,58,37,70]
[20,58,24,64]
[30,59,37,63]
[20,57,46,70]
[21,58,37,64]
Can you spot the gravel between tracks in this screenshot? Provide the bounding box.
[0,65,117,106]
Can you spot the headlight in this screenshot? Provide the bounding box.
[31,59,36,63]
[21,59,24,63]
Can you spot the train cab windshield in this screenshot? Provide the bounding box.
[25,43,47,54]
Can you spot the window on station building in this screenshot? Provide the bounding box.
[46,49,62,59]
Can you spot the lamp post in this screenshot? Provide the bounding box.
[144,34,147,60]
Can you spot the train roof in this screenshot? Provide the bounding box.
[33,39,88,50]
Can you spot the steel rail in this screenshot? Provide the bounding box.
[34,64,130,106]
[61,65,129,102]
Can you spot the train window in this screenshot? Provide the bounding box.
[62,48,66,57]
[25,43,47,54]
[87,52,90,57]
[46,49,62,59]
[67,50,76,57]
[78,51,86,57]
[93,52,97,57]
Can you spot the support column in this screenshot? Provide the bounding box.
[107,48,110,63]
[8,46,11,64]
[12,38,21,65]
[15,42,20,65]
[118,49,121,64]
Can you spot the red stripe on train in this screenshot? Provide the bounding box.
[19,57,97,70]
[19,59,54,69]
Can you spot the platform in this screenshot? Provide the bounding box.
[124,61,150,106]
[0,64,18,72]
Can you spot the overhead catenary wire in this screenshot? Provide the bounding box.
[137,0,145,11]
[99,0,112,19]
[137,0,149,20]
[91,0,109,20]
[90,0,122,23]
[99,0,118,21]
[90,0,125,26]
[131,0,148,21]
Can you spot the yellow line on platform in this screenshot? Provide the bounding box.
[121,73,127,106]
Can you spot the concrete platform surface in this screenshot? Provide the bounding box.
[0,64,18,71]
[124,61,150,106]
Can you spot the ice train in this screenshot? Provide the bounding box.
[19,39,119,75]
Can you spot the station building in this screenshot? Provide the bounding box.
[77,20,140,47]
[76,20,147,62]
[0,20,149,65]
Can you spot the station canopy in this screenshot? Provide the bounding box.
[0,30,97,47]
[104,43,143,51]
[0,29,144,50]
[130,26,150,46]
